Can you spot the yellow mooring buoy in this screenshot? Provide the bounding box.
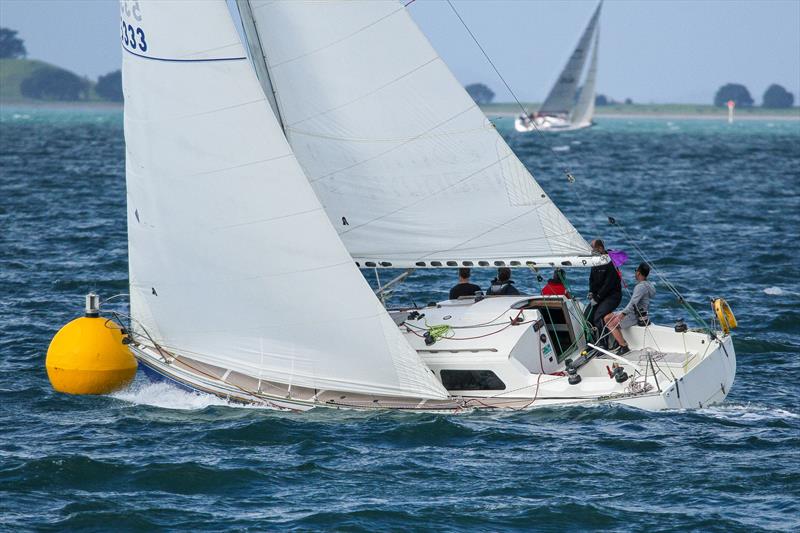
[46,293,137,395]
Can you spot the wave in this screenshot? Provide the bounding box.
[697,403,798,422]
[111,380,230,410]
[763,286,797,296]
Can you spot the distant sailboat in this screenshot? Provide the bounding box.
[118,0,736,411]
[516,2,601,133]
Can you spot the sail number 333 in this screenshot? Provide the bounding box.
[121,19,147,52]
[120,0,146,52]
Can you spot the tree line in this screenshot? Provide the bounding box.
[466,80,794,109]
[1,27,122,102]
[3,27,796,108]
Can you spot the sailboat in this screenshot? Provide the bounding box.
[118,0,736,411]
[515,2,601,133]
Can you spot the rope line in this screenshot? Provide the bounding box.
[445,0,712,331]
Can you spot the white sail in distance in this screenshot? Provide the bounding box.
[571,29,600,128]
[538,2,602,116]
[240,0,598,269]
[121,0,447,399]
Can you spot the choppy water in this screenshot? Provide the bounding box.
[1,107,798,531]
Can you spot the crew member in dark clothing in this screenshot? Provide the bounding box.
[449,268,482,300]
[586,239,622,348]
[486,267,521,296]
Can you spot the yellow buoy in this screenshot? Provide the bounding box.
[46,293,137,395]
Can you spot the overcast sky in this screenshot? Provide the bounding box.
[1,0,798,104]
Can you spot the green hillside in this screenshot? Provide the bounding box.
[0,58,102,103]
[0,58,50,101]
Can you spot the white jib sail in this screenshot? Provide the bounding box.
[241,0,596,269]
[121,0,447,399]
[570,29,599,128]
[538,2,602,116]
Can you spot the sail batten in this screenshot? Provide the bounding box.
[243,0,592,266]
[122,0,448,400]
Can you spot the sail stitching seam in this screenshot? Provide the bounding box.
[417,204,567,261]
[338,152,513,236]
[284,56,440,128]
[267,7,405,69]
[126,153,294,181]
[308,104,478,183]
[123,98,269,124]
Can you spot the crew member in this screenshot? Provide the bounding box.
[487,267,520,296]
[587,239,622,348]
[449,268,482,300]
[606,262,656,355]
[541,268,570,297]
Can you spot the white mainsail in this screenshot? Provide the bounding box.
[240,0,596,268]
[538,2,601,117]
[570,29,599,128]
[121,0,447,399]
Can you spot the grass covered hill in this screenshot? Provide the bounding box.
[0,58,108,103]
[0,58,51,101]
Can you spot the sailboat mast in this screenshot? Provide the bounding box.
[235,0,284,131]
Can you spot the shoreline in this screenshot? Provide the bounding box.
[1,100,798,121]
[0,100,122,111]
[481,108,800,121]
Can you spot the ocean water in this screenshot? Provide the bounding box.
[1,107,798,531]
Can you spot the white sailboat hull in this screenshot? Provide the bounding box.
[514,115,593,133]
[130,295,736,412]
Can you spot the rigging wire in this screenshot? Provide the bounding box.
[443,1,710,330]
[444,0,588,202]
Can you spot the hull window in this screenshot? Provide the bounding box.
[440,370,506,391]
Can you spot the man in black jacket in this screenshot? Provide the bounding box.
[449,268,482,300]
[587,239,622,348]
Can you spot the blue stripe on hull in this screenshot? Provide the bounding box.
[137,359,199,394]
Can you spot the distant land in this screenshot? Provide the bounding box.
[480,103,800,120]
[2,59,798,120]
[0,58,118,104]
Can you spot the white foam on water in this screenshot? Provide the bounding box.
[763,286,785,295]
[571,140,582,145]
[699,403,798,422]
[112,381,230,410]
[552,145,570,152]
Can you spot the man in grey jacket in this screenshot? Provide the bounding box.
[606,262,656,355]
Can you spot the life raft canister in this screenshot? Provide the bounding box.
[713,298,737,334]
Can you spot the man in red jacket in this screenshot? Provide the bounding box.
[541,268,570,297]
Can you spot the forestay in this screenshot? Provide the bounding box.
[538,2,601,116]
[241,0,598,269]
[121,0,447,399]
